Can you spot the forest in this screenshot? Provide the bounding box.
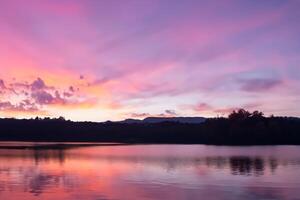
[0,109,299,145]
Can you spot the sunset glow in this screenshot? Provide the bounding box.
[0,0,299,121]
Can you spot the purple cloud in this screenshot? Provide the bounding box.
[31,90,54,104]
[0,79,6,89]
[63,92,73,98]
[0,100,38,112]
[129,109,178,119]
[130,113,150,118]
[31,90,66,105]
[165,109,178,116]
[0,79,17,94]
[0,101,12,110]
[192,103,212,112]
[69,86,75,92]
[31,77,47,90]
[0,77,89,115]
[239,78,282,92]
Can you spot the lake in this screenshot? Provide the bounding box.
[0,143,300,200]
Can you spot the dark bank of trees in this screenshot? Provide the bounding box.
[0,109,299,145]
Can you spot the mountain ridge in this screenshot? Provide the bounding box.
[117,117,207,124]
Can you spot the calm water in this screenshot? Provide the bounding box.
[0,143,300,200]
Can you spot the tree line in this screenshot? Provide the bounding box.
[0,109,299,145]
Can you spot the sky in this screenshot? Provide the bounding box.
[0,0,299,121]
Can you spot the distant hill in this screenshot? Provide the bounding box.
[118,119,142,124]
[118,117,206,124]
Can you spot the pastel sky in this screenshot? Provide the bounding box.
[0,0,299,121]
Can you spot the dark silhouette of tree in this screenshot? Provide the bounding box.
[228,109,264,120]
[228,109,251,120]
[251,111,264,119]
[57,116,65,121]
[0,109,299,145]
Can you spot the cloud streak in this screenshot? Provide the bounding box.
[239,78,283,92]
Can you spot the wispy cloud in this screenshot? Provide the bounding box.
[238,78,283,92]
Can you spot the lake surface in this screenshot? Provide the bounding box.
[0,143,300,200]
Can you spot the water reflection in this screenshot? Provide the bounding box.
[33,149,65,165]
[0,144,299,200]
[229,157,264,176]
[0,149,287,176]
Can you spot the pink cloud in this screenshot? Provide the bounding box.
[192,103,213,112]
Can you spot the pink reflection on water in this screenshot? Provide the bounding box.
[0,144,299,200]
